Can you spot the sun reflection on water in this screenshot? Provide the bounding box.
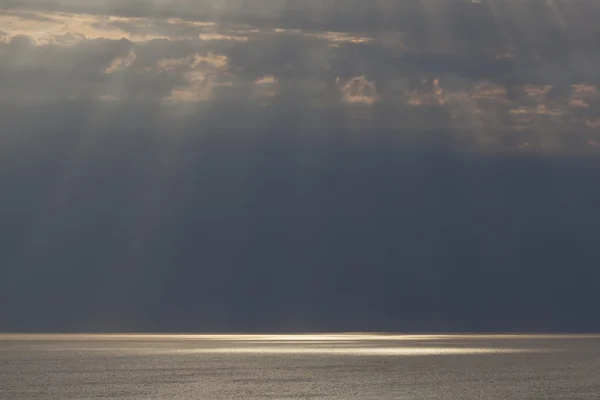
[1,333,598,341]
[172,346,541,356]
[0,334,573,357]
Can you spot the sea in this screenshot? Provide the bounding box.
[1,334,599,399]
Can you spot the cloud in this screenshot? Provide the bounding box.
[468,82,508,103]
[0,11,167,45]
[337,76,380,105]
[572,84,598,97]
[255,76,277,85]
[408,78,450,106]
[509,104,563,117]
[568,84,599,109]
[586,119,600,128]
[254,75,280,99]
[301,31,374,45]
[198,33,249,42]
[96,94,121,101]
[520,85,552,103]
[156,53,229,72]
[103,50,136,73]
[0,10,380,49]
[569,99,590,108]
[158,52,234,103]
[0,10,255,46]
[163,81,233,103]
[407,80,508,109]
[1,2,600,151]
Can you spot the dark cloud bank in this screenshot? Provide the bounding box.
[1,1,600,333]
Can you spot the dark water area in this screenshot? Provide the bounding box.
[1,334,599,399]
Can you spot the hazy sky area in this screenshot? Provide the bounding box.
[1,0,600,333]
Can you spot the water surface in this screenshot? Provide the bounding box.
[1,334,598,399]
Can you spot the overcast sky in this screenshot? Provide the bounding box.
[1,0,600,333]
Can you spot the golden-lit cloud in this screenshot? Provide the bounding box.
[0,10,381,49]
[272,28,375,46]
[0,11,252,46]
[568,99,590,108]
[254,76,280,99]
[568,84,598,109]
[0,11,167,44]
[103,51,136,74]
[409,80,508,108]
[337,76,380,105]
[468,82,508,103]
[255,76,277,85]
[310,31,375,45]
[571,84,598,97]
[164,82,232,104]
[408,79,444,106]
[165,18,217,28]
[159,53,233,103]
[1,4,599,152]
[157,53,229,73]
[509,104,563,116]
[197,33,249,42]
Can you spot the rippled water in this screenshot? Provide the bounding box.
[1,334,599,399]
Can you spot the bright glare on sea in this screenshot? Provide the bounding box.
[1,334,599,399]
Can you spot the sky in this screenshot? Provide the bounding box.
[1,0,600,333]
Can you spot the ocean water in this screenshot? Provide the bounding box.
[1,334,599,399]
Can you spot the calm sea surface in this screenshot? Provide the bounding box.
[1,334,599,399]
